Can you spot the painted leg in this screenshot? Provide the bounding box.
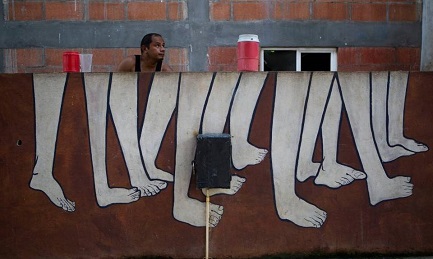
[201,72,246,196]
[297,72,334,182]
[110,73,167,197]
[338,72,413,206]
[173,73,223,227]
[272,72,326,228]
[388,71,428,153]
[314,78,366,188]
[371,72,414,162]
[30,73,75,212]
[230,72,268,170]
[139,73,179,182]
[84,73,141,207]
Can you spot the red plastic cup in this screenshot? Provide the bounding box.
[63,51,80,72]
[237,34,260,72]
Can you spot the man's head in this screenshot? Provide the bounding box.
[140,33,166,62]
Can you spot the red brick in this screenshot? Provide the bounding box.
[91,49,124,68]
[46,1,84,20]
[313,2,348,21]
[166,48,188,65]
[25,67,60,73]
[351,3,386,22]
[46,49,66,67]
[168,1,186,21]
[165,48,188,71]
[89,3,125,21]
[389,3,418,22]
[127,2,166,21]
[337,48,359,67]
[210,2,231,21]
[208,47,237,71]
[396,47,420,67]
[10,2,43,21]
[359,47,396,64]
[233,2,269,21]
[16,48,44,67]
[274,2,310,20]
[126,48,141,57]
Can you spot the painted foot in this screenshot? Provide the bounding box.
[232,141,268,170]
[296,161,321,182]
[314,162,366,188]
[147,167,174,182]
[202,175,246,196]
[174,198,224,227]
[379,145,415,162]
[391,138,429,153]
[96,187,141,207]
[30,173,75,212]
[277,197,327,228]
[134,180,168,197]
[368,176,413,206]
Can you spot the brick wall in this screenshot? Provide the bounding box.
[338,47,421,71]
[2,0,422,72]
[3,0,189,73]
[207,0,421,72]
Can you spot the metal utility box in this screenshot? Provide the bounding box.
[195,133,232,189]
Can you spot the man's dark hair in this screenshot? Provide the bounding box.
[140,33,162,50]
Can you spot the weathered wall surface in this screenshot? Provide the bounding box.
[0,72,432,258]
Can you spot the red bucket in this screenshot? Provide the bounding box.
[63,51,80,72]
[237,34,260,72]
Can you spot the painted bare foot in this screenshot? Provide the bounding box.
[134,180,168,197]
[368,176,413,206]
[391,138,429,153]
[174,198,224,227]
[379,145,415,162]
[96,187,141,207]
[277,197,327,228]
[296,161,321,182]
[232,141,268,170]
[30,173,75,212]
[147,166,174,182]
[314,162,366,188]
[201,175,246,196]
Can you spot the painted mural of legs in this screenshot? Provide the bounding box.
[296,72,332,182]
[173,73,223,227]
[371,72,415,162]
[338,72,413,206]
[387,71,428,153]
[296,72,366,188]
[201,72,246,196]
[30,73,75,212]
[271,72,327,228]
[84,73,141,207]
[109,73,167,197]
[313,74,366,188]
[230,72,268,170]
[139,73,179,182]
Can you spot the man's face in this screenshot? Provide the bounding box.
[145,36,165,61]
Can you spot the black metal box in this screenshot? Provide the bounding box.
[195,133,232,189]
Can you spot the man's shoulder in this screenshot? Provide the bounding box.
[118,55,137,72]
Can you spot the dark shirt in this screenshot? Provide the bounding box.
[135,55,162,72]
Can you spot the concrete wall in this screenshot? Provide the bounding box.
[0,0,422,73]
[1,71,432,258]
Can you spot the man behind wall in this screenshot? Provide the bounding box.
[118,33,173,72]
